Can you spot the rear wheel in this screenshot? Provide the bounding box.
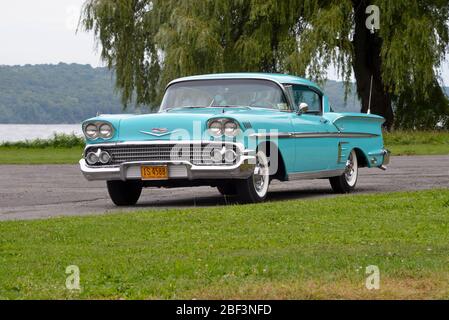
[329,150,359,194]
[107,180,143,206]
[235,150,270,203]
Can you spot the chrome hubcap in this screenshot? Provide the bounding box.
[345,151,358,186]
[253,152,269,197]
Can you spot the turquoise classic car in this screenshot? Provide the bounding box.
[80,73,390,206]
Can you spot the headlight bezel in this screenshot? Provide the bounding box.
[83,121,115,140]
[224,121,239,137]
[207,118,241,138]
[208,120,224,137]
[99,123,113,139]
[84,123,99,140]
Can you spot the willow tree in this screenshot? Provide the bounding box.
[81,0,449,129]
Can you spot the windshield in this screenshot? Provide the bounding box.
[160,79,289,111]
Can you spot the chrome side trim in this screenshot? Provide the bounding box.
[250,132,380,139]
[249,132,293,138]
[292,132,379,138]
[287,169,345,181]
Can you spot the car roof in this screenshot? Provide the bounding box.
[168,73,323,93]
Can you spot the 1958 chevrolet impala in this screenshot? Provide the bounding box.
[80,73,390,206]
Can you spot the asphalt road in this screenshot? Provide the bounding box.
[0,155,448,221]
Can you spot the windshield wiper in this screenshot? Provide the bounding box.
[164,106,209,111]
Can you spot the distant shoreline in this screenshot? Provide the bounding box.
[0,124,82,143]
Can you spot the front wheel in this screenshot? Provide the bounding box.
[235,150,270,203]
[107,180,143,206]
[217,183,237,196]
[329,150,359,194]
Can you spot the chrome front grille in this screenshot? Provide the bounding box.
[85,143,238,166]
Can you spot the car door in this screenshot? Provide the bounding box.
[285,85,338,172]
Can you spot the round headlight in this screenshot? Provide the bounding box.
[224,121,239,137]
[209,121,223,137]
[211,149,224,162]
[99,123,113,139]
[84,124,98,139]
[86,152,99,165]
[99,151,111,164]
[224,149,237,163]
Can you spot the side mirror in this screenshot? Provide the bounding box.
[297,103,309,115]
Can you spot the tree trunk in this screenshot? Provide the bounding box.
[352,0,394,129]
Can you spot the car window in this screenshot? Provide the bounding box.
[289,85,322,114]
[161,79,290,111]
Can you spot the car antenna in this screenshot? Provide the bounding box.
[367,75,373,115]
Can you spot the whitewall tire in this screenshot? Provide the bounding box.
[329,150,359,193]
[236,150,270,203]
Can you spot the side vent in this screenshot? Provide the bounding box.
[242,121,252,129]
[338,142,349,164]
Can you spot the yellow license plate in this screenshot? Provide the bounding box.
[141,166,168,180]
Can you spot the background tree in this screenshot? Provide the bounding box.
[81,0,449,129]
[0,64,369,124]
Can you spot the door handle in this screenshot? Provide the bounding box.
[320,118,329,124]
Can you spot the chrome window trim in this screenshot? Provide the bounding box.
[283,83,324,114]
[163,77,295,113]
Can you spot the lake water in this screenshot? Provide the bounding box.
[0,124,83,143]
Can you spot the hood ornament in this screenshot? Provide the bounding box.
[152,128,169,134]
[140,128,180,137]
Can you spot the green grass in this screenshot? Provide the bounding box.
[0,134,84,165]
[0,134,84,149]
[384,130,449,156]
[1,189,449,300]
[0,131,448,165]
[0,147,83,165]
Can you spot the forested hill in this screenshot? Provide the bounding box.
[0,63,447,124]
[0,64,128,124]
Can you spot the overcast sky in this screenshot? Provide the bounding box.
[1,0,448,85]
[0,0,101,66]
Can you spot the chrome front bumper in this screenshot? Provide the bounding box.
[80,141,256,181]
[79,157,256,181]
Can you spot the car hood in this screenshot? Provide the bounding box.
[87,107,292,143]
[118,108,249,141]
